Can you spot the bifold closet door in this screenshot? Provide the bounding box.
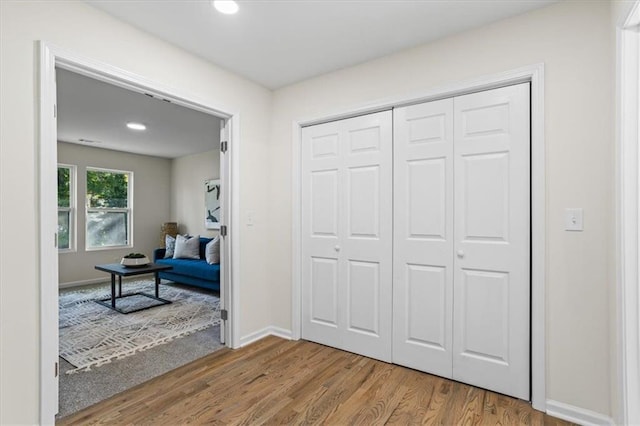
[393,83,531,400]
[452,83,530,400]
[392,98,455,378]
[301,110,393,362]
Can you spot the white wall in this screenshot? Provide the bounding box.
[57,142,172,285]
[171,149,221,238]
[268,0,614,418]
[0,1,272,423]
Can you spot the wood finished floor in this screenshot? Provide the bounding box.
[58,336,572,425]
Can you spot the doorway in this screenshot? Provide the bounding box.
[38,42,239,422]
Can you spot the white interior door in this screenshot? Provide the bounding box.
[452,83,530,399]
[301,111,393,362]
[392,99,454,377]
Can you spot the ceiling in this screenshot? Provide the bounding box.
[87,0,557,89]
[59,1,557,157]
[56,68,220,158]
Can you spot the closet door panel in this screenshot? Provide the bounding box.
[392,99,454,378]
[302,111,393,362]
[302,121,342,345]
[452,83,530,400]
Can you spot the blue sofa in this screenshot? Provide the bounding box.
[153,237,220,292]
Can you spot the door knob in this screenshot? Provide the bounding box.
[335,245,341,252]
[457,250,465,258]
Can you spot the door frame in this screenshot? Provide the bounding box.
[291,63,546,411]
[615,2,640,424]
[38,41,242,423]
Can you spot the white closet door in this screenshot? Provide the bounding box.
[392,99,454,377]
[452,83,530,400]
[301,111,393,362]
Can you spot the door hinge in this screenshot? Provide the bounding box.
[53,104,57,118]
[220,140,228,153]
[55,361,59,378]
[54,232,58,248]
[220,309,228,321]
[220,225,227,237]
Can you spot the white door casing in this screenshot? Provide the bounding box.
[301,111,393,362]
[392,98,455,378]
[219,118,228,344]
[452,83,531,400]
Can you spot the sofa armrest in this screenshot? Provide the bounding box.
[153,248,166,261]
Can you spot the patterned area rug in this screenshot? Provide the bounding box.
[59,280,220,374]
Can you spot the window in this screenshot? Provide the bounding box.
[86,168,133,250]
[57,164,76,251]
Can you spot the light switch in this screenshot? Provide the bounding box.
[565,208,583,231]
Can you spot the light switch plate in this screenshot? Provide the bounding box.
[565,208,583,231]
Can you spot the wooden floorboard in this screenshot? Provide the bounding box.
[58,336,574,425]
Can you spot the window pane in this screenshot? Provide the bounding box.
[87,211,128,248]
[58,167,70,208]
[57,211,70,250]
[87,170,129,208]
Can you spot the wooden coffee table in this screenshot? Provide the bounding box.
[94,263,173,314]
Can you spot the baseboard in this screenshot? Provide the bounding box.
[546,400,614,426]
[58,277,107,289]
[239,326,293,347]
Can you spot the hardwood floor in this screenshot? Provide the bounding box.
[58,336,572,425]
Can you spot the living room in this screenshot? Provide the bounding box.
[55,67,227,416]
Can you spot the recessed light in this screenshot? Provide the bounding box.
[126,122,146,131]
[213,0,239,15]
[79,138,101,144]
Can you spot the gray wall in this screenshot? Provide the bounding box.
[57,142,172,285]
[58,143,221,285]
[171,149,220,238]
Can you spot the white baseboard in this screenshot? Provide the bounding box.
[239,326,293,347]
[546,400,614,426]
[58,277,107,289]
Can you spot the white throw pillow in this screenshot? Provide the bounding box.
[173,234,200,259]
[205,236,220,265]
[164,235,176,259]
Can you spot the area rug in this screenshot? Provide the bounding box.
[59,280,220,374]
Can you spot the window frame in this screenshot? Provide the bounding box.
[85,166,134,251]
[57,164,76,253]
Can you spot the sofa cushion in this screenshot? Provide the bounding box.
[174,234,200,259]
[156,258,220,282]
[164,235,176,258]
[199,237,212,259]
[205,237,220,265]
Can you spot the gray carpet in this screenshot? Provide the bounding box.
[57,282,224,420]
[60,280,220,373]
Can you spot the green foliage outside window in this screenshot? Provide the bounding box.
[57,166,72,249]
[87,170,129,208]
[58,167,70,208]
[86,169,131,248]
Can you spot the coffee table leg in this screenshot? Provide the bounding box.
[118,275,122,297]
[155,272,160,298]
[111,274,116,308]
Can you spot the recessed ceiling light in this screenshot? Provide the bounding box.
[213,0,239,15]
[126,122,146,131]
